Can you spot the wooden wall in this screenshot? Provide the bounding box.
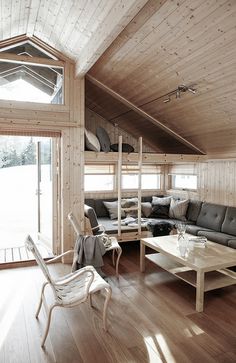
[198,160,236,207]
[85,108,154,153]
[167,160,236,207]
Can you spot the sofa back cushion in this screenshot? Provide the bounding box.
[196,202,226,231]
[221,207,236,236]
[186,200,202,222]
[95,198,116,217]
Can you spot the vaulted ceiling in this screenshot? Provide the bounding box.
[0,0,236,156]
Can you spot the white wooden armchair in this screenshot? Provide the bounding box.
[68,211,122,276]
[25,235,112,347]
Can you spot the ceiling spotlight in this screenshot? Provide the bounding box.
[176,90,181,99]
[163,96,171,103]
[188,87,196,94]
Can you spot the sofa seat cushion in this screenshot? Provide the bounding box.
[197,230,234,246]
[98,218,148,234]
[221,207,236,236]
[227,239,236,249]
[185,224,212,236]
[196,202,226,231]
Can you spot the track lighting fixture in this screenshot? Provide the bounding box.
[162,84,197,103]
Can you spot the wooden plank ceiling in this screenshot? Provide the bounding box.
[0,0,236,155]
[88,0,236,156]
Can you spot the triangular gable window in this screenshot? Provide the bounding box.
[0,41,63,104]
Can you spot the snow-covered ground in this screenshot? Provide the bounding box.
[0,164,51,249]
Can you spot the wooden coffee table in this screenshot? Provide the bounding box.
[140,234,236,312]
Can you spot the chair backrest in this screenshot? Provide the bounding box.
[68,212,81,236]
[25,235,53,285]
[84,204,100,234]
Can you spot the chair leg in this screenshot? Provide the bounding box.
[102,286,112,331]
[41,303,58,348]
[36,282,48,318]
[89,293,93,307]
[112,249,115,266]
[115,247,122,277]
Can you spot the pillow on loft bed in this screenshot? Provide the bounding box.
[110,143,134,153]
[96,127,111,152]
[85,129,100,152]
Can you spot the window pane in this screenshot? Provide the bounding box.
[142,174,160,189]
[84,175,114,191]
[172,175,197,189]
[122,174,138,189]
[122,174,160,190]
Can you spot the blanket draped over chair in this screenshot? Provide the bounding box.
[72,235,106,272]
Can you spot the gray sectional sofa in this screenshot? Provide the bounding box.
[84,197,236,249]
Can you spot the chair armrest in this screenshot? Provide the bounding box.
[46,250,74,264]
[54,266,95,285]
[91,224,106,233]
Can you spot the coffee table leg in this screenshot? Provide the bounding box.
[196,270,204,312]
[140,241,146,272]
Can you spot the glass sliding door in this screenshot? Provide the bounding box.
[36,139,53,248]
[0,135,54,261]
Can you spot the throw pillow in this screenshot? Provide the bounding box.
[169,198,189,221]
[121,198,138,218]
[103,201,125,220]
[149,205,170,218]
[152,196,172,206]
[141,202,152,218]
[85,129,100,152]
[96,127,111,152]
[110,143,134,153]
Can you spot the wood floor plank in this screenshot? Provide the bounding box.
[0,242,235,363]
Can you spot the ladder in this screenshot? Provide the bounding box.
[117,135,142,238]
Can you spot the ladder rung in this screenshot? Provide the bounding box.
[121,207,139,211]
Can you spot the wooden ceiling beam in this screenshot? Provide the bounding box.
[75,0,149,77]
[0,52,64,68]
[86,74,205,155]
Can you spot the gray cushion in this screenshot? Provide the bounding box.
[110,143,134,153]
[103,201,125,220]
[197,230,233,246]
[85,129,100,152]
[196,202,226,232]
[96,127,110,152]
[84,204,100,234]
[141,202,152,217]
[152,196,171,206]
[228,240,236,249]
[186,200,202,222]
[185,224,212,236]
[169,198,189,221]
[221,207,236,236]
[94,198,116,217]
[84,198,96,210]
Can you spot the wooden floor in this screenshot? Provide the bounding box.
[0,243,53,264]
[0,242,235,363]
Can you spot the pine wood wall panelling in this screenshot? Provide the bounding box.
[173,160,236,207]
